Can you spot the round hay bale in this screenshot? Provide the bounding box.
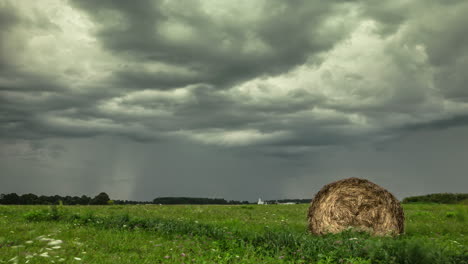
[307,177,404,236]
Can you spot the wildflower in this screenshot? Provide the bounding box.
[39,252,49,257]
[25,240,34,244]
[74,257,81,260]
[164,255,170,259]
[52,246,61,249]
[58,258,65,262]
[181,253,186,257]
[48,240,63,246]
[349,237,358,241]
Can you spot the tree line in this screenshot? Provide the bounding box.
[265,199,311,204]
[0,193,249,205]
[402,193,468,204]
[0,192,111,205]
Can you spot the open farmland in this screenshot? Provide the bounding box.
[0,204,466,264]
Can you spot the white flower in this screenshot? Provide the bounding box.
[39,252,50,257]
[74,257,82,261]
[349,237,358,241]
[25,240,34,244]
[52,246,61,249]
[48,240,63,246]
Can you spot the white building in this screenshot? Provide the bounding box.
[257,198,266,205]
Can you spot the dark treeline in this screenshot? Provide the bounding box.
[402,193,468,204]
[0,193,249,205]
[265,199,311,204]
[152,197,250,205]
[0,192,110,205]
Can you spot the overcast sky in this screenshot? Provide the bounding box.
[1,0,467,201]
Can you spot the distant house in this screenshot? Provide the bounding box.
[257,198,266,205]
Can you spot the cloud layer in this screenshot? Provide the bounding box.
[1,0,467,200]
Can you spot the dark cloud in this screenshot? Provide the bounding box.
[403,115,468,131]
[112,69,206,90]
[361,0,468,100]
[69,0,359,89]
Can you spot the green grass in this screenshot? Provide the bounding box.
[0,204,466,263]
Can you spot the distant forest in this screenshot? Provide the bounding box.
[0,192,113,205]
[402,193,468,204]
[0,193,248,205]
[1,192,467,205]
[265,199,311,204]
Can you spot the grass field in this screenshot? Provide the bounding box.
[0,204,466,264]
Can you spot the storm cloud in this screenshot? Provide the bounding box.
[1,0,467,201]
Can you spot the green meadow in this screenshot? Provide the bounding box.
[0,204,466,264]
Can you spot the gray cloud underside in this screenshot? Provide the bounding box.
[1,0,468,151]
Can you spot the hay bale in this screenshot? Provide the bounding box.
[307,177,404,236]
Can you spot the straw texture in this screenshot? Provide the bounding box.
[308,178,404,236]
